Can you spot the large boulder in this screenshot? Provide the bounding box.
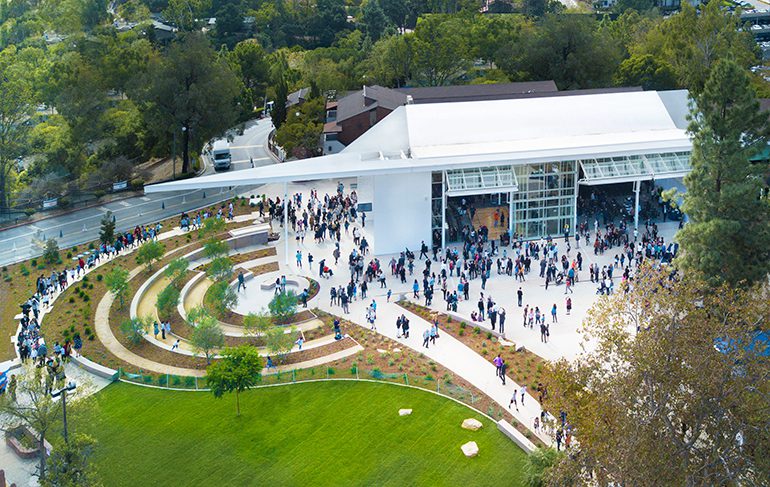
[461,418,483,431]
[399,409,412,416]
[461,441,479,458]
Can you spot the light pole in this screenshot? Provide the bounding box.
[51,381,76,443]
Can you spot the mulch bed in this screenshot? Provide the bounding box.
[396,300,548,392]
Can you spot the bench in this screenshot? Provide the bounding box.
[72,354,118,381]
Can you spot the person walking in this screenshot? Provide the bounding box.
[509,390,518,411]
[498,307,506,334]
[517,287,523,307]
[171,339,180,351]
[493,354,503,377]
[413,279,420,299]
[153,321,159,339]
[296,250,303,268]
[551,303,558,323]
[520,385,527,405]
[422,329,430,348]
[161,321,167,340]
[566,297,572,315]
[499,359,507,385]
[237,271,246,292]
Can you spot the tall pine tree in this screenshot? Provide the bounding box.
[677,59,770,286]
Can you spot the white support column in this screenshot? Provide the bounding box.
[634,180,640,231]
[572,165,579,237]
[284,182,289,266]
[441,171,447,253]
[508,191,514,241]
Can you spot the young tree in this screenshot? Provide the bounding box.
[205,280,238,317]
[265,326,296,363]
[156,285,181,318]
[191,314,225,364]
[41,433,101,487]
[411,15,470,87]
[243,311,273,338]
[206,345,263,416]
[268,291,298,324]
[0,365,63,481]
[545,265,770,484]
[99,211,115,245]
[205,256,234,282]
[104,267,130,309]
[43,238,60,264]
[164,257,190,288]
[120,316,150,345]
[675,58,770,287]
[199,216,226,241]
[135,240,165,272]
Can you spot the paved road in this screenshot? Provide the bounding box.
[0,119,273,266]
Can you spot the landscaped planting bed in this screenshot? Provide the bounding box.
[397,300,548,392]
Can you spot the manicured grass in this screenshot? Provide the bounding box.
[85,381,527,486]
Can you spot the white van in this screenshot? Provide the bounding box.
[211,140,231,171]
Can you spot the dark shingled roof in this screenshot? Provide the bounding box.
[397,80,558,104]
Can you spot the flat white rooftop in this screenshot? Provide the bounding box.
[146,90,692,193]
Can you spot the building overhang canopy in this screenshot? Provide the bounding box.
[445,166,518,197]
[578,152,691,185]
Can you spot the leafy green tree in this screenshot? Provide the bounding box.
[42,434,101,487]
[164,257,190,288]
[214,3,243,47]
[310,0,348,47]
[229,40,269,113]
[632,2,758,94]
[135,240,165,272]
[366,33,414,87]
[191,313,224,364]
[545,266,770,484]
[105,267,129,309]
[120,316,151,345]
[362,0,390,41]
[507,14,622,90]
[268,290,298,324]
[614,53,676,90]
[0,47,36,210]
[411,15,470,86]
[43,238,59,264]
[205,280,238,317]
[162,0,210,31]
[134,33,240,174]
[0,365,65,482]
[198,216,226,240]
[523,447,564,486]
[156,284,181,318]
[99,211,115,245]
[675,59,770,286]
[203,239,229,259]
[612,0,654,13]
[206,345,263,415]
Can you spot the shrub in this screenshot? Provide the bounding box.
[171,375,182,385]
[486,331,493,340]
[120,317,150,345]
[96,274,103,282]
[446,315,452,323]
[87,334,95,341]
[473,327,481,335]
[4,275,11,282]
[157,375,168,386]
[30,259,37,267]
[66,252,73,259]
[69,297,75,304]
[459,322,467,329]
[19,265,29,276]
[458,329,465,336]
[142,375,153,383]
[184,376,196,387]
[43,238,59,264]
[130,178,145,190]
[37,263,47,269]
[82,275,89,283]
[24,208,35,217]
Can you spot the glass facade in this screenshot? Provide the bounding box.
[513,161,577,239]
[432,161,578,245]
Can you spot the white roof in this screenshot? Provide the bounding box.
[146,90,692,193]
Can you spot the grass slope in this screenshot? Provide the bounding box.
[86,381,527,486]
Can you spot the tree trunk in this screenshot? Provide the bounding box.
[0,166,8,211]
[38,432,46,481]
[182,126,190,174]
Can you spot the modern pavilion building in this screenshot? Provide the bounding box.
[147,89,693,256]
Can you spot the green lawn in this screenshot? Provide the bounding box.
[84,381,527,486]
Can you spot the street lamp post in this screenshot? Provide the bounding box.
[51,381,76,443]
